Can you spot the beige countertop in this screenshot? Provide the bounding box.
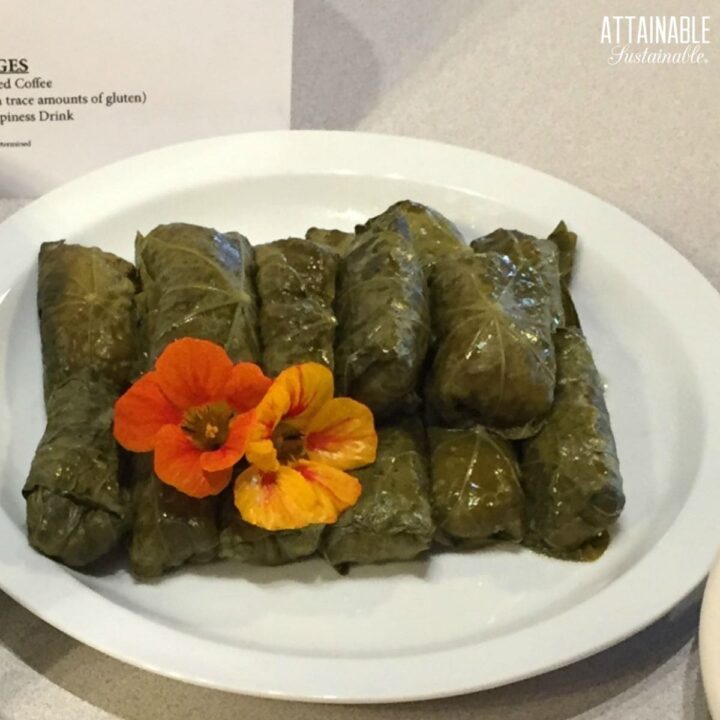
[1,0,719,717]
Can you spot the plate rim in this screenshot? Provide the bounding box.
[1,130,720,703]
[700,550,720,718]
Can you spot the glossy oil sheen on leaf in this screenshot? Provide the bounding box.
[334,229,430,418]
[427,251,557,437]
[23,371,130,567]
[322,419,434,567]
[429,426,524,547]
[37,241,139,399]
[520,328,624,558]
[471,228,564,330]
[356,200,471,274]
[255,238,338,376]
[135,223,261,366]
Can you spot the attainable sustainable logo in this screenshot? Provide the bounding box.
[601,15,710,65]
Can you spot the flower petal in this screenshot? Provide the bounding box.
[224,363,272,413]
[294,460,362,512]
[234,464,335,530]
[304,397,378,470]
[203,467,234,495]
[154,424,231,497]
[200,447,242,473]
[244,383,291,471]
[251,383,291,438]
[245,438,280,473]
[113,372,182,452]
[226,410,256,451]
[199,411,255,472]
[272,363,334,430]
[154,338,233,411]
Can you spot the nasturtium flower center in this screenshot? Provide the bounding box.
[271,421,306,463]
[181,401,234,451]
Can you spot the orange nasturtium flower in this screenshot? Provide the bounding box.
[235,363,377,531]
[113,338,272,498]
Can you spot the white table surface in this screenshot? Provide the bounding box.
[1,1,718,718]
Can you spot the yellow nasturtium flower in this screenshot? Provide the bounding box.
[235,363,377,531]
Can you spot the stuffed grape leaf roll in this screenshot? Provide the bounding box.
[131,223,261,577]
[334,229,430,418]
[429,426,524,547]
[129,456,219,578]
[471,228,564,330]
[520,328,624,559]
[135,223,260,365]
[219,493,323,565]
[427,251,556,436]
[322,420,434,567]
[38,241,138,399]
[255,238,338,376]
[356,200,470,274]
[23,371,130,567]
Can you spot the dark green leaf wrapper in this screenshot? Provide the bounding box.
[357,200,471,274]
[135,223,261,365]
[520,328,624,558]
[334,229,430,418]
[560,286,581,330]
[547,221,580,330]
[547,221,577,282]
[255,238,338,376]
[427,252,556,437]
[23,371,129,567]
[429,426,524,547]
[322,420,434,566]
[131,224,261,577]
[219,494,323,565]
[471,228,564,330]
[38,241,139,399]
[129,456,219,578]
[305,227,357,256]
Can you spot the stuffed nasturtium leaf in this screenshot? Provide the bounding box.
[255,238,338,376]
[471,227,564,330]
[334,229,430,418]
[322,419,434,567]
[23,371,130,567]
[520,328,624,560]
[129,455,219,578]
[27,241,138,567]
[428,426,525,547]
[427,251,556,437]
[135,223,261,366]
[37,240,139,399]
[130,223,263,577]
[356,200,471,274]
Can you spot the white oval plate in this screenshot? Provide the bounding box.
[1,132,719,703]
[701,552,720,718]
